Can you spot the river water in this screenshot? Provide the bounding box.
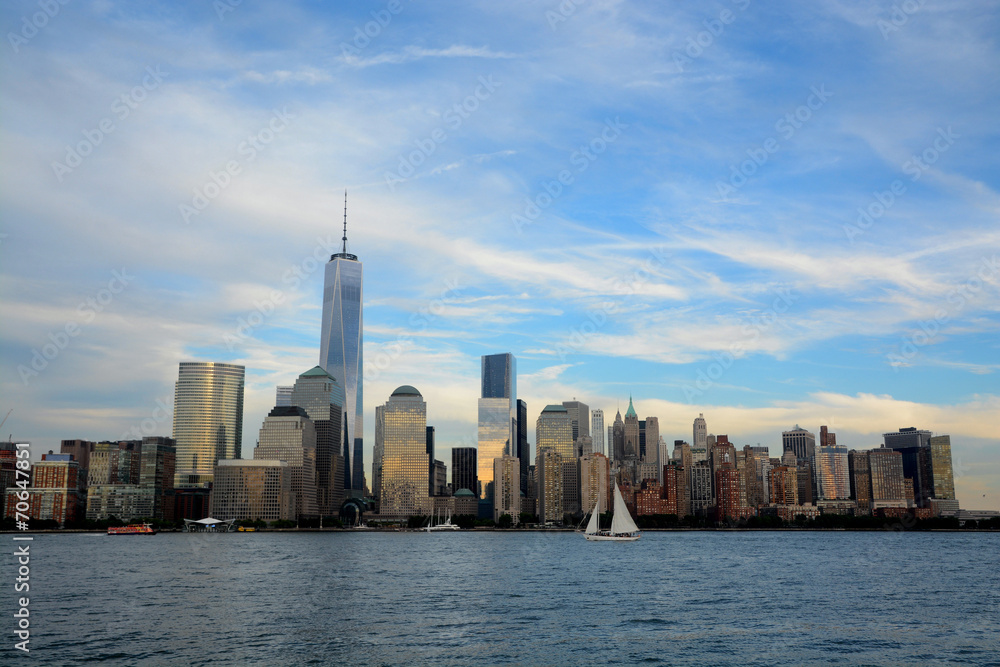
[5,530,998,665]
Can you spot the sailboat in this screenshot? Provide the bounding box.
[584,483,641,541]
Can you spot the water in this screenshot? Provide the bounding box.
[6,530,999,665]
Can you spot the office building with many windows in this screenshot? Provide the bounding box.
[375,386,431,518]
[319,205,364,497]
[172,362,245,488]
[478,353,516,500]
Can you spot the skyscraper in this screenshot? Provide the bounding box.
[769,465,798,505]
[883,427,933,506]
[172,362,245,487]
[693,413,707,450]
[644,416,660,466]
[289,366,345,515]
[536,450,564,523]
[493,455,520,524]
[561,400,589,443]
[319,195,364,497]
[623,397,639,459]
[813,444,850,501]
[253,406,319,520]
[612,410,625,461]
[927,435,956,500]
[374,386,430,518]
[426,426,435,496]
[478,353,516,499]
[275,386,293,407]
[782,426,816,464]
[591,409,605,457]
[869,448,907,505]
[580,452,610,514]
[849,450,872,514]
[516,399,528,498]
[137,436,176,521]
[536,405,573,459]
[452,447,478,496]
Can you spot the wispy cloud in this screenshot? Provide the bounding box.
[343,45,517,68]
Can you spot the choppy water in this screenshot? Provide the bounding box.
[4,530,999,665]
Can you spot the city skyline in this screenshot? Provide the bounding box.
[1,2,998,511]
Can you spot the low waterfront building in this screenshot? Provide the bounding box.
[209,459,293,522]
[635,479,676,516]
[453,488,478,516]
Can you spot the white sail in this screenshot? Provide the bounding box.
[610,484,640,535]
[585,502,600,535]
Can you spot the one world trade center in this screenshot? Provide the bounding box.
[320,193,364,497]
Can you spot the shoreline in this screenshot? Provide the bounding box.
[4,527,998,534]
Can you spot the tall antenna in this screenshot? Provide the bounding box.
[342,189,348,254]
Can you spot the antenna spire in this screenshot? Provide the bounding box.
[342,189,348,254]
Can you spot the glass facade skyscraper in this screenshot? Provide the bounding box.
[290,366,345,515]
[374,385,430,517]
[517,399,528,497]
[536,405,573,459]
[319,226,364,497]
[172,362,245,487]
[812,445,850,500]
[928,435,956,500]
[478,353,516,499]
[481,352,515,400]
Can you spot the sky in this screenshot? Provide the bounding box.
[2,0,998,510]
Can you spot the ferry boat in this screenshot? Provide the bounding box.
[107,523,157,535]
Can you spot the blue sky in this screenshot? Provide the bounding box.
[2,0,998,509]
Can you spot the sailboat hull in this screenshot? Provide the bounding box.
[584,533,640,542]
